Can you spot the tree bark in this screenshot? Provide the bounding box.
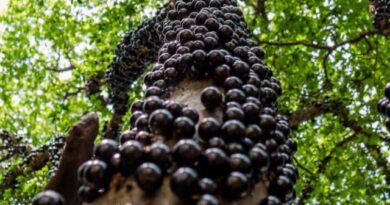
[88,80,268,205]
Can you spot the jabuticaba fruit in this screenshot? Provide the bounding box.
[32,190,65,205]
[378,81,390,132]
[34,0,299,204]
[371,0,390,29]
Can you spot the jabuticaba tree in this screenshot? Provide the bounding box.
[33,0,298,205]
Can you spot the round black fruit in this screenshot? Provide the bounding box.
[32,191,65,205]
[201,86,223,111]
[196,194,219,205]
[198,117,221,141]
[148,109,174,135]
[170,167,199,198]
[135,162,163,193]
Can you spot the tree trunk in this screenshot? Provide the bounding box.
[88,80,269,205]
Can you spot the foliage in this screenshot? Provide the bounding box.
[0,0,389,204]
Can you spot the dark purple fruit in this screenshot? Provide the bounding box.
[224,107,245,121]
[259,114,276,130]
[131,100,143,112]
[259,196,281,205]
[200,148,228,177]
[173,117,196,138]
[178,29,194,43]
[135,114,149,131]
[170,167,199,198]
[218,25,233,41]
[224,171,249,197]
[199,178,218,194]
[208,137,225,149]
[204,18,220,31]
[82,160,108,187]
[242,84,259,97]
[221,120,245,142]
[135,162,163,193]
[148,109,173,135]
[94,139,119,163]
[208,49,225,66]
[173,139,202,165]
[193,49,207,66]
[164,100,183,118]
[385,82,390,99]
[120,140,144,176]
[232,60,250,79]
[148,143,171,169]
[181,107,200,124]
[130,111,143,128]
[32,191,65,205]
[198,117,221,141]
[213,64,231,85]
[249,147,269,170]
[224,76,243,90]
[268,175,293,197]
[201,86,223,110]
[78,185,98,203]
[246,124,264,142]
[225,89,246,104]
[145,86,162,97]
[143,96,164,114]
[135,131,152,145]
[229,153,252,173]
[225,142,244,154]
[196,194,219,205]
[119,130,136,144]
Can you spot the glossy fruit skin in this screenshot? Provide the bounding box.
[199,178,218,194]
[198,117,221,141]
[148,109,174,135]
[173,116,196,138]
[224,171,249,197]
[181,107,200,123]
[32,191,65,205]
[135,162,163,193]
[173,139,202,165]
[385,82,390,99]
[94,139,119,163]
[148,143,171,170]
[259,196,281,205]
[170,167,199,198]
[201,86,223,110]
[119,140,144,176]
[82,160,109,186]
[196,194,219,205]
[221,120,246,142]
[200,148,229,177]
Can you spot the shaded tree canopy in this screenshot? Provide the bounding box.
[0,0,389,204]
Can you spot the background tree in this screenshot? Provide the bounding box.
[0,0,389,205]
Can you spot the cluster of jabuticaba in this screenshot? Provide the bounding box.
[32,0,298,205]
[371,0,390,29]
[378,83,390,131]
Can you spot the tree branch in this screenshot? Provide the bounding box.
[289,99,335,129]
[44,65,75,72]
[296,132,358,205]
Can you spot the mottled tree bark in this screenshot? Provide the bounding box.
[88,80,268,205]
[45,113,99,205]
